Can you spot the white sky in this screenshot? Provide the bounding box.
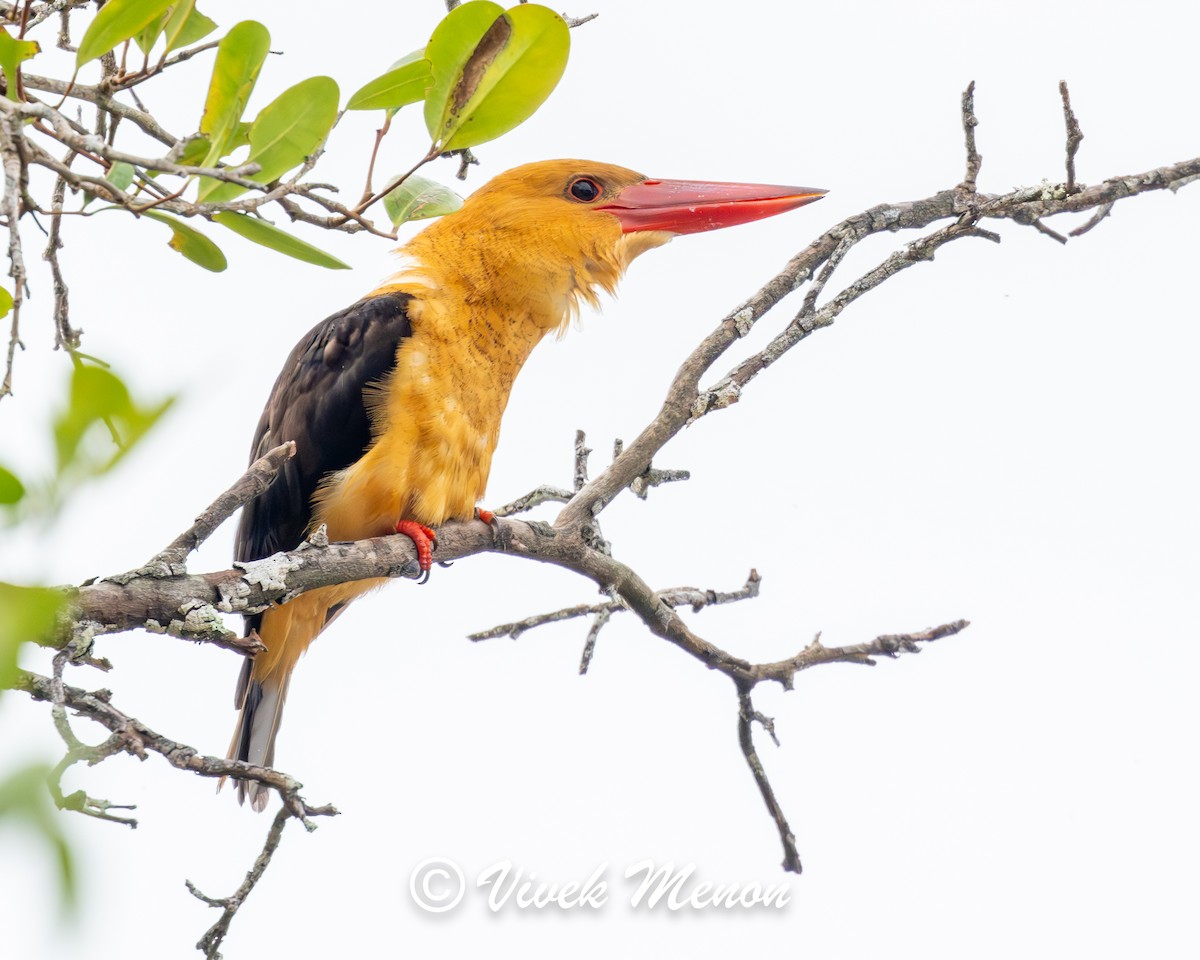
[2,0,1199,956]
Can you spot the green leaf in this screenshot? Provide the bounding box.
[425,3,568,151]
[201,75,339,203]
[0,286,12,318]
[213,212,350,270]
[77,0,175,67]
[177,135,211,167]
[83,160,135,208]
[423,1,504,143]
[0,27,40,101]
[0,764,76,911]
[383,174,462,227]
[225,120,251,154]
[197,20,270,167]
[164,2,216,53]
[53,364,172,479]
[133,11,168,56]
[107,161,135,193]
[141,211,227,271]
[347,57,432,112]
[0,584,63,687]
[0,465,23,505]
[135,2,215,55]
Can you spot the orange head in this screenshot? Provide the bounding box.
[401,159,825,332]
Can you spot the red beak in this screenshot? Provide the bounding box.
[599,178,826,235]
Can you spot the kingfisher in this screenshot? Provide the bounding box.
[227,159,825,808]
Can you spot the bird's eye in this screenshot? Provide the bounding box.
[568,177,603,203]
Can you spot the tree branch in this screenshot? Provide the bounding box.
[15,669,337,826]
[187,808,294,960]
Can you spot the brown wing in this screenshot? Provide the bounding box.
[235,289,414,575]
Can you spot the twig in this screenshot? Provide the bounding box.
[9,98,265,187]
[15,669,337,826]
[1060,80,1084,193]
[959,80,981,194]
[1069,201,1113,237]
[111,39,222,91]
[692,221,1001,423]
[0,115,27,399]
[187,807,295,960]
[628,461,689,500]
[43,169,79,351]
[748,621,972,690]
[738,690,800,873]
[468,570,761,641]
[578,606,610,674]
[573,428,590,491]
[348,144,438,220]
[799,230,855,318]
[127,441,297,579]
[453,147,478,181]
[1032,219,1068,244]
[357,112,391,203]
[493,483,574,517]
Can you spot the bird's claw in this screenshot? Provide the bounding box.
[395,520,437,583]
[474,506,505,547]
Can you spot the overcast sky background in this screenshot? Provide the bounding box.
[2,1,1199,956]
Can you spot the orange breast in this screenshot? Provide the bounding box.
[313,297,543,538]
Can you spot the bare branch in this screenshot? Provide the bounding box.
[469,569,761,641]
[111,39,222,91]
[959,80,981,193]
[188,808,293,960]
[130,441,297,579]
[0,115,27,399]
[42,169,78,352]
[749,621,972,690]
[23,72,180,147]
[493,483,574,517]
[578,606,610,674]
[573,428,591,491]
[1031,219,1069,244]
[15,669,338,826]
[738,691,801,873]
[1069,201,1113,237]
[1060,80,1084,193]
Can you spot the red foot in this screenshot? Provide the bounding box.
[475,507,496,526]
[395,520,437,582]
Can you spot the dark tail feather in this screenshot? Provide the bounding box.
[224,658,289,812]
